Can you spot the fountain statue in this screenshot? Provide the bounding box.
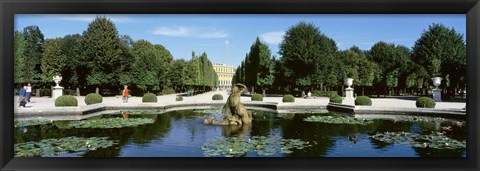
[204,83,253,125]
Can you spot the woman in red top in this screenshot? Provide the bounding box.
[123,85,129,103]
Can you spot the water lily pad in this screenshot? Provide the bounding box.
[371,132,466,150]
[15,136,117,157]
[202,136,313,157]
[303,115,373,125]
[65,118,155,129]
[393,116,446,123]
[15,120,51,127]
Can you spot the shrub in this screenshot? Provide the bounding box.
[85,93,103,105]
[416,97,436,108]
[355,96,372,106]
[282,94,295,103]
[176,96,183,101]
[251,94,263,101]
[329,94,343,103]
[55,95,78,107]
[212,94,223,100]
[142,93,157,103]
[313,91,338,97]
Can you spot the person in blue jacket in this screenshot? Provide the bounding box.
[18,85,27,107]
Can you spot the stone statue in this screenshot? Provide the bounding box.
[204,83,253,125]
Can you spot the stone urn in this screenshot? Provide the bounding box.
[345,78,354,89]
[52,75,64,100]
[53,75,62,88]
[432,77,442,90]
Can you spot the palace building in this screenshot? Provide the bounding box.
[213,63,236,90]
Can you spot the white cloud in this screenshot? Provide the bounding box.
[153,26,189,36]
[152,26,227,39]
[260,31,285,45]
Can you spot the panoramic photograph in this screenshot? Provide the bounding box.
[13,14,466,157]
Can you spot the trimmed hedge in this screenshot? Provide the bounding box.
[55,95,78,107]
[282,94,295,103]
[416,97,436,108]
[85,93,103,105]
[212,94,223,100]
[142,93,157,103]
[313,91,338,97]
[251,94,263,101]
[355,96,372,106]
[176,96,183,101]
[329,94,343,103]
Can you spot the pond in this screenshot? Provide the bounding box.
[14,109,467,157]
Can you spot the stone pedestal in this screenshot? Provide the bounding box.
[52,86,64,100]
[433,88,442,102]
[343,88,355,105]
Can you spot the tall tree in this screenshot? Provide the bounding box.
[279,21,338,91]
[245,37,275,96]
[59,34,83,88]
[412,23,466,97]
[80,16,129,89]
[41,38,66,84]
[367,42,410,96]
[169,59,188,91]
[22,25,45,84]
[14,31,27,85]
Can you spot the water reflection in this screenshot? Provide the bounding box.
[14,110,467,157]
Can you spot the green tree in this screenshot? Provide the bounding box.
[245,37,276,95]
[279,22,338,91]
[367,42,410,96]
[169,59,188,92]
[14,31,27,85]
[41,38,66,84]
[22,25,45,84]
[412,23,466,97]
[356,54,377,95]
[59,34,83,88]
[80,16,130,89]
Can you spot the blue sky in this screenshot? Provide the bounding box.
[15,14,466,68]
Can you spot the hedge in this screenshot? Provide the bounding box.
[85,93,103,105]
[282,94,295,103]
[55,95,78,107]
[212,94,223,100]
[176,96,183,101]
[142,93,157,103]
[416,97,436,108]
[251,94,263,101]
[355,96,372,106]
[329,94,343,103]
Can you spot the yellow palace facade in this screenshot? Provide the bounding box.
[213,63,236,90]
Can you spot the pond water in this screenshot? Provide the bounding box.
[14,109,467,157]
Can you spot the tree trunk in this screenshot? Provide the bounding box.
[262,88,266,97]
[76,87,80,96]
[96,87,99,94]
[362,87,365,96]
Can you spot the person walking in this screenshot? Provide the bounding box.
[18,85,27,107]
[122,85,129,103]
[26,83,32,103]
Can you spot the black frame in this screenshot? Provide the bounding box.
[1,0,479,170]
